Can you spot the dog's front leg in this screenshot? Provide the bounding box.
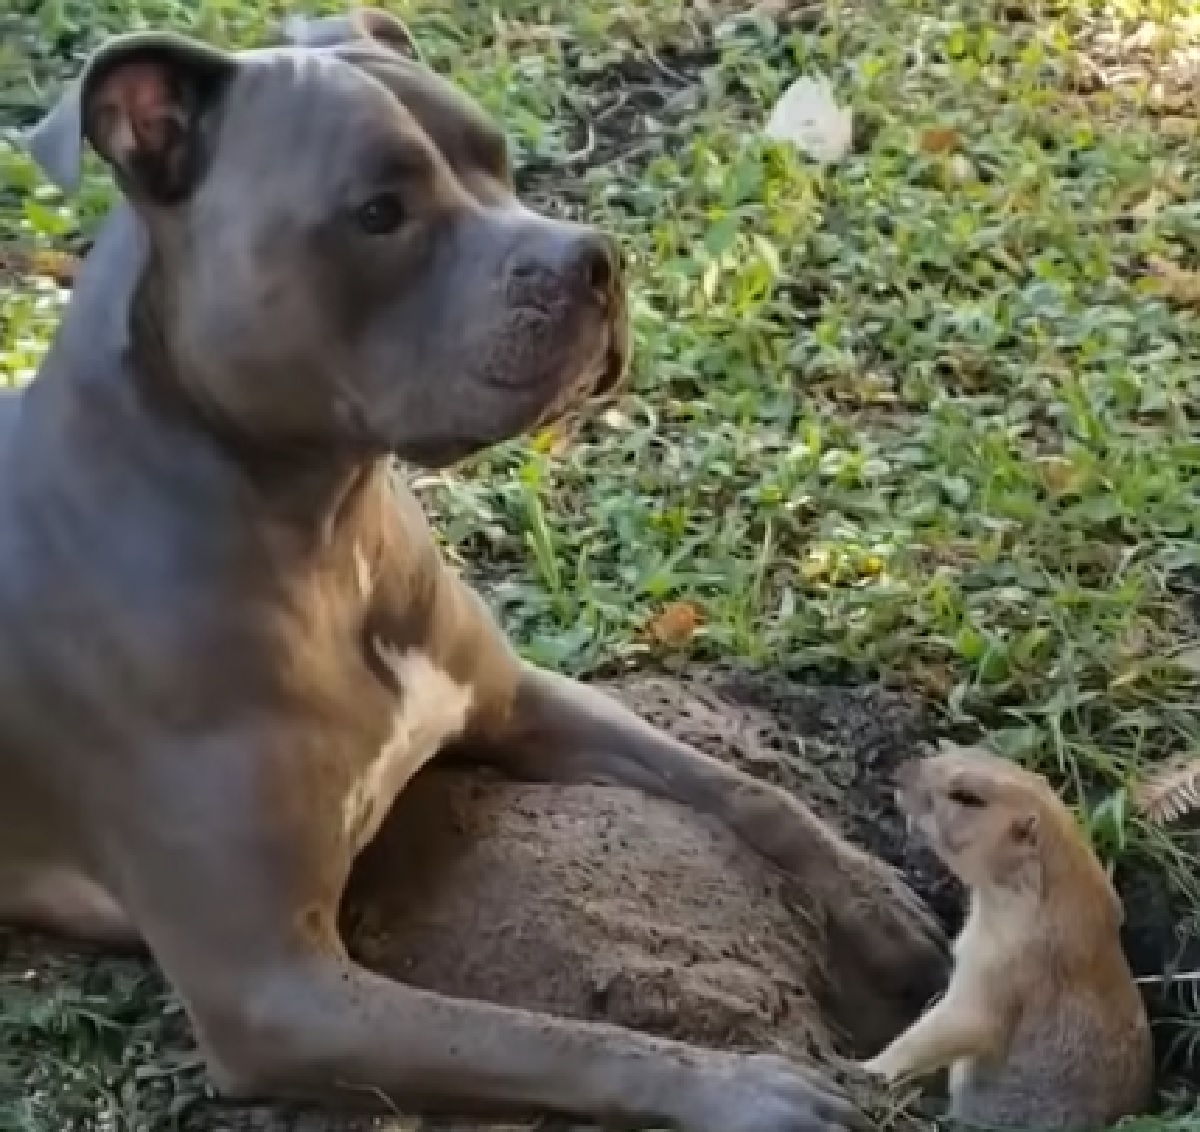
[200,958,870,1131]
[116,728,865,1132]
[468,664,950,1017]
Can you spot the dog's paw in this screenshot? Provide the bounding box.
[685,1053,873,1132]
[821,847,950,1017]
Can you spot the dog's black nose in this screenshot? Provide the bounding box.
[509,229,620,301]
[570,232,618,296]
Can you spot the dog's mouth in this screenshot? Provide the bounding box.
[487,297,630,420]
[391,293,629,470]
[595,327,630,396]
[538,327,629,424]
[571,292,631,398]
[390,331,626,471]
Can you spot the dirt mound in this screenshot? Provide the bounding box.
[335,667,940,1071]
[343,772,834,1063]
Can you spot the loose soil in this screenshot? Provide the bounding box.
[0,668,1190,1132]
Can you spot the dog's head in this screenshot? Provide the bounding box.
[28,7,628,468]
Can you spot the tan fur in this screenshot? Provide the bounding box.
[862,744,1154,1130]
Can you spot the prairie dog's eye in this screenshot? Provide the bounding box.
[948,787,986,808]
[355,192,405,235]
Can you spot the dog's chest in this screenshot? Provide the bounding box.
[342,639,473,854]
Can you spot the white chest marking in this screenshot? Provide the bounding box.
[342,641,473,852]
[353,542,373,599]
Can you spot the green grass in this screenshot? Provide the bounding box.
[2,0,1200,1128]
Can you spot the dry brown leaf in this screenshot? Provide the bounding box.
[909,663,956,699]
[32,249,79,284]
[1145,255,1200,307]
[1129,189,1170,220]
[488,10,568,49]
[644,601,704,648]
[918,126,961,154]
[918,537,979,569]
[530,420,576,458]
[941,153,977,186]
[1035,455,1088,497]
[1116,624,1151,661]
[1151,90,1195,115]
[752,0,821,19]
[0,244,80,285]
[1172,646,1200,675]
[1158,116,1197,139]
[1134,759,1200,825]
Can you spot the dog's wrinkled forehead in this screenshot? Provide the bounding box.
[273,10,511,203]
[226,44,513,208]
[326,46,510,190]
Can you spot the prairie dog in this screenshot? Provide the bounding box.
[862,745,1153,1130]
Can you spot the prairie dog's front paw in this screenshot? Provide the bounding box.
[859,1053,898,1081]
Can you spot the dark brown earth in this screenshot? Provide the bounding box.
[0,669,1192,1132]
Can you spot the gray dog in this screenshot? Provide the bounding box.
[4,8,948,1129]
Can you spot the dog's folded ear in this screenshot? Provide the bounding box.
[26,32,237,202]
[283,7,422,62]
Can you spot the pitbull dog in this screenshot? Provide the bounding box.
[5,8,948,1130]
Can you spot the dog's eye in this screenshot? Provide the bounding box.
[948,787,986,808]
[355,192,405,236]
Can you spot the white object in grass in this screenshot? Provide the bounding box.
[764,75,853,163]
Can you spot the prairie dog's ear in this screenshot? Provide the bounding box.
[283,8,422,62]
[1005,810,1045,894]
[1009,810,1040,848]
[26,31,237,202]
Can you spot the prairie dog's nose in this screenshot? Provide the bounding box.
[896,760,922,790]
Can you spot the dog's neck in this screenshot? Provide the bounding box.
[27,204,382,549]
